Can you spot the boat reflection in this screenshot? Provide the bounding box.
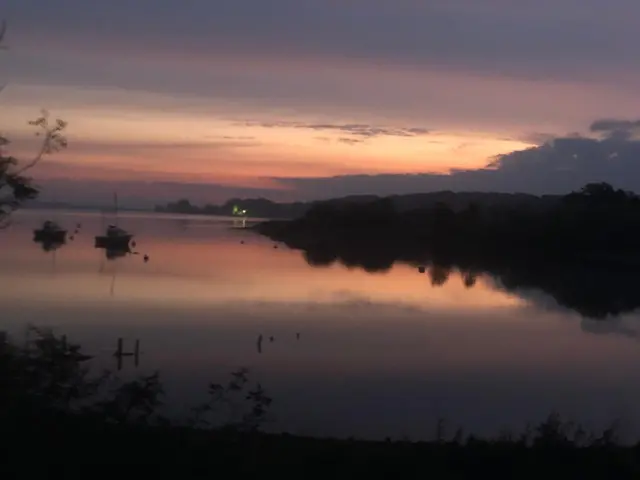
[96,244,132,261]
[33,236,66,253]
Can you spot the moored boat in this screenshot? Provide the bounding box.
[95,224,133,249]
[94,193,134,249]
[33,220,67,243]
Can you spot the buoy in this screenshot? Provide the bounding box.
[143,254,149,262]
[269,336,274,342]
[273,244,278,249]
[240,240,245,244]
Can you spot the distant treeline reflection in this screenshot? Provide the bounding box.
[257,183,640,319]
[303,249,637,319]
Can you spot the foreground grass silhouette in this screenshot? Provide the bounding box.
[2,327,640,477]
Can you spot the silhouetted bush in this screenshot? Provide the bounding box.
[0,326,271,431]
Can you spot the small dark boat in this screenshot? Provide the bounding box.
[33,221,67,243]
[95,224,133,249]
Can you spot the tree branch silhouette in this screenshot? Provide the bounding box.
[0,22,68,228]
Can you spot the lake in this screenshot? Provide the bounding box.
[2,209,640,441]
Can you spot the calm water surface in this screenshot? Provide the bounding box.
[2,209,640,440]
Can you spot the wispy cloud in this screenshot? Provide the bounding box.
[205,135,258,142]
[241,120,431,139]
[337,138,363,146]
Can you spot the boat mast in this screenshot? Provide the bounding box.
[114,192,119,227]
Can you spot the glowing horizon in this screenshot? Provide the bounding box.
[0,82,567,191]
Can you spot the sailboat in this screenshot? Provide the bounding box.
[94,193,134,250]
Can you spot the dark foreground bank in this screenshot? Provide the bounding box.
[3,418,640,479]
[4,413,640,478]
[2,328,639,477]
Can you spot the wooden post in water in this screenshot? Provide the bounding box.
[115,337,123,371]
[114,192,119,227]
[134,339,140,367]
[114,338,140,370]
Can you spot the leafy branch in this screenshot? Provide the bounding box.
[0,20,68,227]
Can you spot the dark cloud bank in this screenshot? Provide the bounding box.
[9,0,640,82]
[272,118,640,199]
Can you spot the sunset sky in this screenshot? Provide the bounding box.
[3,0,640,206]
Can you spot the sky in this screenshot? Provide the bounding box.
[2,0,640,206]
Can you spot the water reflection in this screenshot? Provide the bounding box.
[102,245,132,261]
[296,241,640,320]
[34,237,65,253]
[4,210,640,440]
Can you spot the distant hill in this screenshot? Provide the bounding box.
[388,191,560,212]
[155,191,563,219]
[155,198,309,218]
[24,200,149,212]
